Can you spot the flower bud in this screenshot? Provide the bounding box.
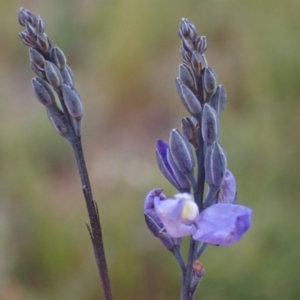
[179,47,192,65]
[181,117,194,142]
[36,33,50,53]
[175,78,201,117]
[169,129,195,174]
[19,31,35,47]
[179,64,194,89]
[181,117,199,149]
[50,46,67,70]
[210,85,227,116]
[182,38,195,53]
[179,18,197,41]
[191,51,206,75]
[45,61,63,87]
[30,61,45,79]
[61,65,75,85]
[201,104,219,143]
[29,48,45,69]
[36,16,46,34]
[156,140,181,190]
[62,84,83,120]
[31,77,56,108]
[203,67,217,95]
[18,8,28,26]
[46,108,69,138]
[205,142,227,186]
[25,21,37,40]
[23,9,38,26]
[196,36,207,54]
[166,148,191,190]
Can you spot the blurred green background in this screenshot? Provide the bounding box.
[0,0,299,299]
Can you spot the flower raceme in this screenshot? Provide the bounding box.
[144,188,252,246]
[144,18,253,298]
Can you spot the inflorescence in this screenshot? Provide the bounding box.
[18,8,113,300]
[144,18,253,299]
[18,7,83,140]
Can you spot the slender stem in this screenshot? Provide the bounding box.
[196,243,208,259]
[181,125,206,300]
[181,237,198,300]
[174,245,186,273]
[72,136,113,300]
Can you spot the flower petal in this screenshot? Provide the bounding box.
[218,170,236,203]
[193,203,252,245]
[154,193,198,238]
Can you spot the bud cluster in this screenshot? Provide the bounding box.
[177,18,229,194]
[18,7,83,138]
[154,18,229,202]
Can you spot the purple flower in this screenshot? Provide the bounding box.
[153,192,198,238]
[193,203,252,245]
[145,188,252,246]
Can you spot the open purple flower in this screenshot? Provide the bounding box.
[145,188,252,246]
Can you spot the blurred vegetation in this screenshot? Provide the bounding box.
[0,0,300,299]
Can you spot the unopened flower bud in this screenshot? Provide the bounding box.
[191,51,206,75]
[31,77,56,108]
[179,18,197,41]
[62,84,84,120]
[169,129,195,174]
[61,65,75,85]
[30,61,45,79]
[25,22,37,40]
[29,48,45,69]
[24,9,38,26]
[45,61,62,87]
[181,117,199,149]
[203,67,217,95]
[46,108,69,138]
[19,31,35,47]
[180,47,192,65]
[36,33,50,53]
[210,85,227,116]
[50,46,67,70]
[196,36,207,54]
[167,148,191,190]
[179,64,194,89]
[205,142,227,187]
[182,38,195,53]
[201,104,219,143]
[36,16,46,34]
[175,78,201,117]
[18,8,29,26]
[156,140,181,190]
[181,117,194,141]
